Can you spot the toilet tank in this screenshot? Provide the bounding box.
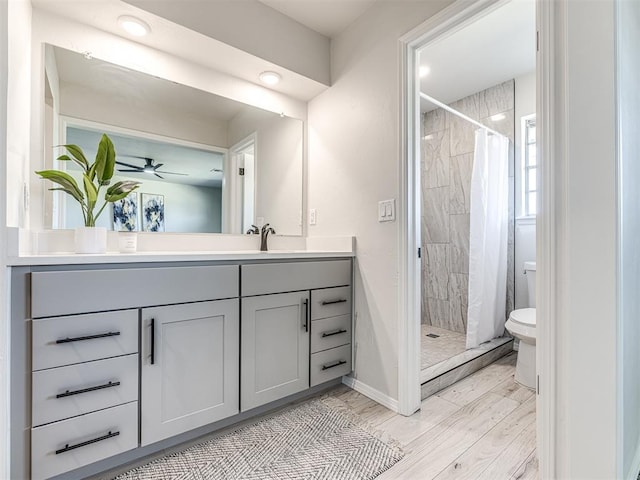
[524,261,536,307]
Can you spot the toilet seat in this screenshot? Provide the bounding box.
[509,307,536,327]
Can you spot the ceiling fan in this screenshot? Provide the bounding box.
[116,156,188,179]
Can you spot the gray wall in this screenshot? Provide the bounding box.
[421,80,515,333]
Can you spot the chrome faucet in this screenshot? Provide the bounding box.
[260,224,276,251]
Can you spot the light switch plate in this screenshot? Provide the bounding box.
[309,209,317,225]
[378,199,395,222]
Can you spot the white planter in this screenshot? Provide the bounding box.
[74,227,107,254]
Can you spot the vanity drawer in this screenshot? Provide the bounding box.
[310,344,352,387]
[311,315,351,353]
[31,401,138,480]
[311,286,352,320]
[241,260,351,296]
[32,265,239,318]
[32,354,139,427]
[32,310,138,371]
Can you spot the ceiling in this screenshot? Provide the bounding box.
[419,0,535,112]
[257,0,377,38]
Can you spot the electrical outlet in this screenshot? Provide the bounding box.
[309,209,317,225]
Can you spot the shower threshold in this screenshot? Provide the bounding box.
[420,329,513,399]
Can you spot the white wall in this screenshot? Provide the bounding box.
[308,0,453,402]
[617,0,640,476]
[65,175,223,234]
[514,71,536,308]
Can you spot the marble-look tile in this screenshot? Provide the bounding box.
[449,153,473,214]
[421,277,431,325]
[450,214,470,273]
[424,108,446,133]
[479,80,515,118]
[481,109,515,143]
[420,344,513,399]
[448,94,481,121]
[448,112,477,157]
[426,244,449,300]
[421,337,513,383]
[422,129,450,189]
[449,273,469,333]
[427,297,450,330]
[423,187,449,243]
[421,324,467,369]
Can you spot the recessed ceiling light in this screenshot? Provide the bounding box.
[419,66,431,78]
[118,16,150,37]
[259,71,281,85]
[490,113,506,121]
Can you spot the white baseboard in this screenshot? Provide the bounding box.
[341,376,399,413]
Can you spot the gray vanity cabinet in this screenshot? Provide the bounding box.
[140,299,240,446]
[240,291,310,411]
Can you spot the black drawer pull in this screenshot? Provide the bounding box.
[56,381,121,399]
[322,329,348,338]
[55,430,120,455]
[56,332,120,344]
[321,299,348,306]
[322,360,347,371]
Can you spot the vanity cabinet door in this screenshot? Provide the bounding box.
[241,292,310,411]
[140,299,239,446]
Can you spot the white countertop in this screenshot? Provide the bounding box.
[6,249,354,266]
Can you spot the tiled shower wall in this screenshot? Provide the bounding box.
[421,80,515,333]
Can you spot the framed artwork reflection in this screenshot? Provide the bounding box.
[141,193,165,232]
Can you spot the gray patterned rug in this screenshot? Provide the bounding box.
[114,397,404,480]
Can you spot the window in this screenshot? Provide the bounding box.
[523,116,537,216]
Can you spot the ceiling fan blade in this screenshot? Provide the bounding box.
[153,163,164,169]
[116,161,144,170]
[121,155,153,161]
[154,173,164,179]
[156,170,188,176]
[117,169,143,173]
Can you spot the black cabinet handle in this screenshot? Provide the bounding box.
[321,299,348,306]
[150,318,155,365]
[55,430,120,455]
[56,381,121,399]
[56,332,120,344]
[302,299,309,332]
[321,329,348,338]
[322,360,347,371]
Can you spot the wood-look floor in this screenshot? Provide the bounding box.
[332,352,538,480]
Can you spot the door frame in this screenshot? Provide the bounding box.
[397,0,555,477]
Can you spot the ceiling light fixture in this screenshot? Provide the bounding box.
[259,71,281,85]
[490,113,506,121]
[118,15,151,37]
[419,66,431,78]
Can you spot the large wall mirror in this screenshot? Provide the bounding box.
[43,45,303,236]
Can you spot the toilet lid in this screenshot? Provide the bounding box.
[510,308,536,326]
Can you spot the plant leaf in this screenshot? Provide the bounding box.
[36,170,84,203]
[95,134,116,186]
[82,173,98,205]
[59,144,89,171]
[105,180,140,202]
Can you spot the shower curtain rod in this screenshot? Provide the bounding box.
[419,92,505,138]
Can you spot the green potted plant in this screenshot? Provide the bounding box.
[36,134,141,254]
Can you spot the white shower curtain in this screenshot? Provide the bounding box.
[466,129,509,349]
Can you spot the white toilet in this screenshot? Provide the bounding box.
[505,261,537,389]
